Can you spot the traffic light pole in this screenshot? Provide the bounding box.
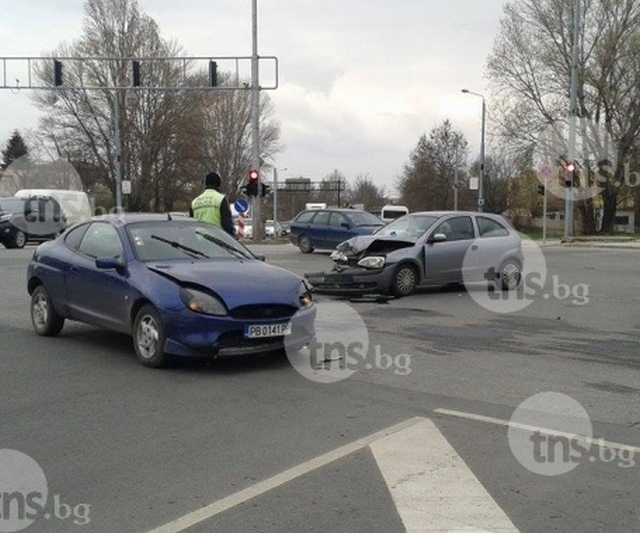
[0,53,278,212]
[250,0,263,243]
[565,0,581,239]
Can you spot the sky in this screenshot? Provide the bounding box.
[0,0,508,196]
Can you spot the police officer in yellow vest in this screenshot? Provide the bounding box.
[190,171,235,236]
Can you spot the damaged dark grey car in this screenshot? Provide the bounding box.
[305,211,524,298]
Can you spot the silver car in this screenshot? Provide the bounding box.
[305,211,524,298]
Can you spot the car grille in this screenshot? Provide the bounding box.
[229,304,297,320]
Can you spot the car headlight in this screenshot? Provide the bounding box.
[330,250,348,263]
[298,281,313,308]
[357,256,385,269]
[179,287,228,316]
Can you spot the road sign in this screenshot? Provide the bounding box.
[234,198,249,213]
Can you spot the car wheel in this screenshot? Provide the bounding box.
[391,263,418,298]
[133,304,168,368]
[30,285,65,336]
[298,235,314,254]
[498,259,522,291]
[13,230,26,249]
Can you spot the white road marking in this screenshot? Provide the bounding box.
[370,418,520,533]
[144,417,425,533]
[435,408,640,454]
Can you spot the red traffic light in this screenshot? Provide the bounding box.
[563,161,575,173]
[248,169,259,181]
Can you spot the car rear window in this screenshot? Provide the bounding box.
[346,211,384,227]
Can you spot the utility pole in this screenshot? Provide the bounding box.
[113,91,123,211]
[565,0,581,239]
[453,143,459,211]
[250,0,262,242]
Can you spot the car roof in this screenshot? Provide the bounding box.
[409,211,504,217]
[90,213,198,226]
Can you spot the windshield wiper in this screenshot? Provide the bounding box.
[150,234,210,259]
[194,230,253,259]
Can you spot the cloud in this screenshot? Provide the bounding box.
[0,0,507,195]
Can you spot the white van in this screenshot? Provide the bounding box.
[14,189,92,228]
[305,203,327,210]
[380,204,409,223]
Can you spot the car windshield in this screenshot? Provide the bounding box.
[375,214,439,239]
[0,198,24,215]
[127,221,254,262]
[345,211,385,227]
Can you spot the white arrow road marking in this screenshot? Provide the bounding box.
[145,415,521,533]
[370,418,520,533]
[144,417,425,533]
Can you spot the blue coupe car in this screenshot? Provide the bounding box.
[27,214,316,368]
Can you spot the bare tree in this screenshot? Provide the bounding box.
[347,173,387,211]
[31,0,281,212]
[397,120,469,211]
[488,0,640,233]
[199,71,282,200]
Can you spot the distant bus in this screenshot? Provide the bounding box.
[380,204,409,223]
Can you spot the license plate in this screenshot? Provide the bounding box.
[245,323,292,338]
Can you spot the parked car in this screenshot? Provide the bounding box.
[305,211,524,298]
[265,219,286,238]
[27,214,316,368]
[0,195,67,249]
[279,220,292,235]
[289,208,385,253]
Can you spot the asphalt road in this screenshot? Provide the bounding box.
[1,242,640,532]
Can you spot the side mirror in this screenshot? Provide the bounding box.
[428,233,448,243]
[340,222,350,228]
[253,253,266,262]
[96,257,126,271]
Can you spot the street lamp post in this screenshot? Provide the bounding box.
[462,89,485,212]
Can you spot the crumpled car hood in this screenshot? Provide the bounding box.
[337,235,416,256]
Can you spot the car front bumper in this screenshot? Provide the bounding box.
[305,265,395,296]
[161,305,316,357]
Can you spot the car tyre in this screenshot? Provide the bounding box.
[133,304,169,368]
[31,285,65,336]
[498,259,522,291]
[13,230,26,249]
[391,263,418,298]
[298,235,314,254]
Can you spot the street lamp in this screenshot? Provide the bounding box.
[462,88,485,212]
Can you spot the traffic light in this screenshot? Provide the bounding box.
[562,160,576,187]
[132,60,141,87]
[537,184,545,195]
[246,169,259,197]
[209,61,218,87]
[53,60,63,87]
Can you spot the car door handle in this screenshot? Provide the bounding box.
[70,265,79,274]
